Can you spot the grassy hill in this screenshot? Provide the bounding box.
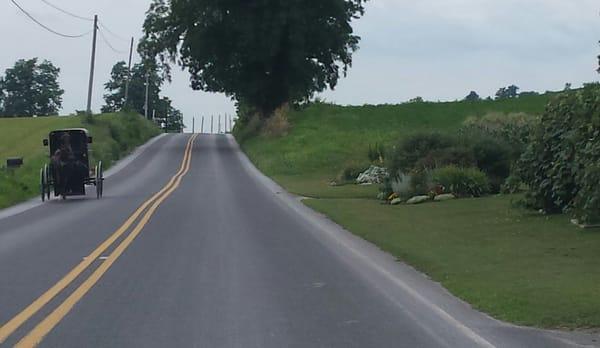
[0,112,160,208]
[242,94,552,198]
[237,93,600,329]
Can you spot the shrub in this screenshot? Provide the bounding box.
[414,146,475,170]
[262,104,290,137]
[336,162,369,184]
[386,132,456,177]
[469,137,513,192]
[513,83,600,223]
[432,166,490,197]
[410,170,434,196]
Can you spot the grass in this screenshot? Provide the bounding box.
[237,93,600,328]
[305,196,600,328]
[0,112,160,208]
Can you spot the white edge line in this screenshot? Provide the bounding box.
[226,135,497,348]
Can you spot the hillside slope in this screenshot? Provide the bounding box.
[241,94,551,198]
[0,113,160,208]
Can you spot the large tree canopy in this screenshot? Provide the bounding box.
[0,58,63,117]
[139,0,367,116]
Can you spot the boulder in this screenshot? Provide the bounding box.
[406,195,430,205]
[390,198,403,205]
[356,165,389,185]
[434,194,456,202]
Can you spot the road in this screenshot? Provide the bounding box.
[0,134,598,347]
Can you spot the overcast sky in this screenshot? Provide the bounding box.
[1,0,599,131]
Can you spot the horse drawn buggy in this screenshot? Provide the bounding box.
[40,128,104,201]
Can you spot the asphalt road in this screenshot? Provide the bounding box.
[0,134,598,347]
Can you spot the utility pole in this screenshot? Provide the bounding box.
[123,37,134,108]
[211,115,214,134]
[192,117,195,134]
[201,116,204,134]
[86,15,98,115]
[144,72,149,119]
[218,115,221,134]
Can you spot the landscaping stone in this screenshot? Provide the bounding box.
[406,195,430,204]
[390,198,403,205]
[434,194,456,202]
[356,165,389,185]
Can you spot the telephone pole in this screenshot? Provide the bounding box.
[144,72,149,119]
[192,117,195,134]
[86,15,98,114]
[123,36,134,108]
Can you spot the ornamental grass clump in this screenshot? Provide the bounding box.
[431,166,490,197]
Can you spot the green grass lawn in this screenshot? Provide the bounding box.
[0,113,160,208]
[305,196,600,328]
[237,93,600,329]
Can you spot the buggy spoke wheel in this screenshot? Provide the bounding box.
[40,167,46,202]
[95,161,104,199]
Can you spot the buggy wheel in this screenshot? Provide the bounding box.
[40,167,46,202]
[95,161,104,199]
[44,164,51,200]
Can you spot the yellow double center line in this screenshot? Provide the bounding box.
[0,133,199,347]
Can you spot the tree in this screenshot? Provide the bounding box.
[102,61,163,117]
[519,91,539,97]
[139,0,367,118]
[495,85,519,100]
[464,91,480,101]
[564,83,572,91]
[0,58,63,117]
[153,96,184,132]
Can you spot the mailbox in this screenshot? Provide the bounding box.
[6,157,23,169]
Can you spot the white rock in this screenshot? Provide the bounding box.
[434,194,456,202]
[390,198,403,205]
[406,195,430,204]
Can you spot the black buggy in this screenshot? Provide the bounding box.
[39,128,104,201]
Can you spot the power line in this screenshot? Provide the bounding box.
[98,28,127,54]
[38,0,131,45]
[10,0,91,38]
[40,0,93,21]
[99,22,129,42]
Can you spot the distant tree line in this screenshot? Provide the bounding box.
[0,58,63,117]
[462,83,579,102]
[0,57,184,131]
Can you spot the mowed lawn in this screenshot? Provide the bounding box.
[305,196,600,328]
[0,113,159,208]
[238,93,600,328]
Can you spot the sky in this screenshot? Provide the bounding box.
[0,0,599,132]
